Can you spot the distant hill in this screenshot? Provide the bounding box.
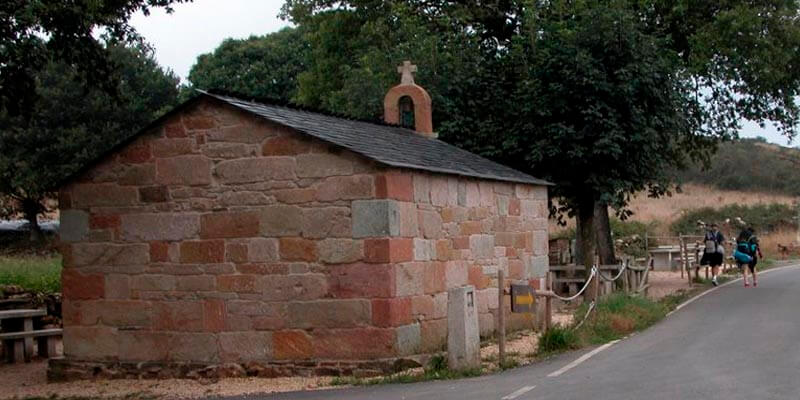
[678,138,800,196]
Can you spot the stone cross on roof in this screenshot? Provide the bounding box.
[398,61,417,85]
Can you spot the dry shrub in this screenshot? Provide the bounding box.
[759,229,800,259]
[609,314,635,335]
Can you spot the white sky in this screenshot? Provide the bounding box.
[130,0,796,148]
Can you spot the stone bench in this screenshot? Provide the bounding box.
[1,328,62,362]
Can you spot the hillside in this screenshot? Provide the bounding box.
[677,138,800,196]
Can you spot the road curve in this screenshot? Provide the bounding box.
[231,264,800,400]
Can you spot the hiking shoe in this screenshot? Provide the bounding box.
[712,278,719,287]
[753,281,758,287]
[744,282,750,288]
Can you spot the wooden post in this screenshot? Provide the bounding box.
[23,317,33,363]
[623,265,630,293]
[545,272,553,332]
[679,235,685,278]
[497,269,506,367]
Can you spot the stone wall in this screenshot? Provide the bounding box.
[53,97,548,380]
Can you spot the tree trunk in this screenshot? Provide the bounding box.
[21,198,43,242]
[594,201,617,265]
[576,198,597,301]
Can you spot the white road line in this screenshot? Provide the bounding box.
[501,385,536,400]
[547,340,620,378]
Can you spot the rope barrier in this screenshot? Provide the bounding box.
[598,262,627,282]
[572,300,596,331]
[550,266,597,302]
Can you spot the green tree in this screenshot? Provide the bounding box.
[187,27,310,101]
[0,42,180,240]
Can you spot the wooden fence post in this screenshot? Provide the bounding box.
[679,235,686,278]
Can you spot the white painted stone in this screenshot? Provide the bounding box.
[447,285,480,370]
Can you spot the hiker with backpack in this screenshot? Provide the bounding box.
[700,223,725,286]
[734,227,763,287]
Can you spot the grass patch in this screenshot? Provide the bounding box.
[573,293,669,345]
[330,354,482,386]
[0,255,62,293]
[537,324,580,355]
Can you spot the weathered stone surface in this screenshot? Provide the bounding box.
[262,274,328,301]
[418,210,442,239]
[328,263,395,298]
[447,285,480,370]
[176,275,216,292]
[376,173,413,201]
[63,326,118,359]
[279,238,317,261]
[132,274,176,291]
[156,156,212,186]
[168,333,220,362]
[371,297,412,327]
[139,186,169,203]
[60,210,89,242]
[153,301,204,331]
[262,134,312,156]
[215,157,296,184]
[296,153,354,178]
[288,299,371,328]
[445,261,469,289]
[152,138,194,158]
[180,240,225,264]
[203,143,255,159]
[395,323,421,356]
[302,207,351,239]
[71,184,139,207]
[220,332,272,362]
[121,214,200,242]
[62,270,105,300]
[420,319,447,352]
[249,238,280,262]
[217,274,260,293]
[70,243,149,267]
[273,330,313,359]
[318,239,363,264]
[314,175,374,202]
[395,262,424,297]
[200,211,260,238]
[311,328,395,359]
[469,234,495,259]
[364,238,412,263]
[412,174,431,203]
[260,205,303,237]
[412,238,433,261]
[397,202,419,237]
[352,200,398,238]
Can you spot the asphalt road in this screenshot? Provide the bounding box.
[237,264,800,400]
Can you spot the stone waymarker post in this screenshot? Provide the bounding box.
[447,285,480,370]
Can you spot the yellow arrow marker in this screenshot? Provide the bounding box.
[515,293,534,306]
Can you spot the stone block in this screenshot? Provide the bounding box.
[468,265,489,289]
[262,135,311,156]
[430,177,450,206]
[88,214,121,230]
[459,221,482,235]
[105,274,131,299]
[71,184,138,207]
[120,213,200,242]
[433,292,448,319]
[318,239,363,264]
[328,263,395,298]
[215,157,296,184]
[411,295,434,320]
[420,319,447,352]
[179,240,225,264]
[121,164,156,186]
[273,330,314,359]
[470,234,495,259]
[226,242,248,263]
[527,255,549,278]
[262,274,328,301]
[288,299,371,328]
[259,205,303,237]
[139,186,169,203]
[376,173,413,201]
[203,299,226,332]
[152,301,204,332]
[132,274,176,291]
[396,323,421,356]
[508,198,521,216]
[168,333,219,363]
[302,207,351,239]
[249,238,280,262]
[63,326,118,359]
[413,174,431,203]
[200,211,260,238]
[279,238,317,261]
[70,243,149,267]
[445,261,469,289]
[423,262,447,294]
[120,140,152,163]
[352,200,398,238]
[217,274,261,293]
[533,230,548,256]
[60,210,88,242]
[419,210,443,239]
[364,238,413,263]
[183,113,216,130]
[314,175,374,202]
[395,262,424,296]
[311,328,396,359]
[296,153,354,178]
[476,288,499,313]
[220,332,272,362]
[372,297,412,327]
[273,188,315,204]
[397,202,419,237]
[413,238,433,261]
[176,275,216,292]
[117,331,171,361]
[152,138,194,158]
[164,119,186,137]
[203,143,255,159]
[447,285,480,370]
[155,155,212,186]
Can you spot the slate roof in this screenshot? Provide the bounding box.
[202,91,550,186]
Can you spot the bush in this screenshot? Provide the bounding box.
[575,293,668,344]
[670,203,795,235]
[537,324,580,354]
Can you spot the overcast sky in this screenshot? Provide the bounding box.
[130,0,795,147]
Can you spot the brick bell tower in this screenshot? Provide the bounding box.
[383,61,434,137]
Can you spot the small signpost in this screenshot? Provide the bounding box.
[511,284,535,313]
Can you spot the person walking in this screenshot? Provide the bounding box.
[700,223,725,286]
[738,228,763,287]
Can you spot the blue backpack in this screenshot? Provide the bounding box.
[733,240,755,264]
